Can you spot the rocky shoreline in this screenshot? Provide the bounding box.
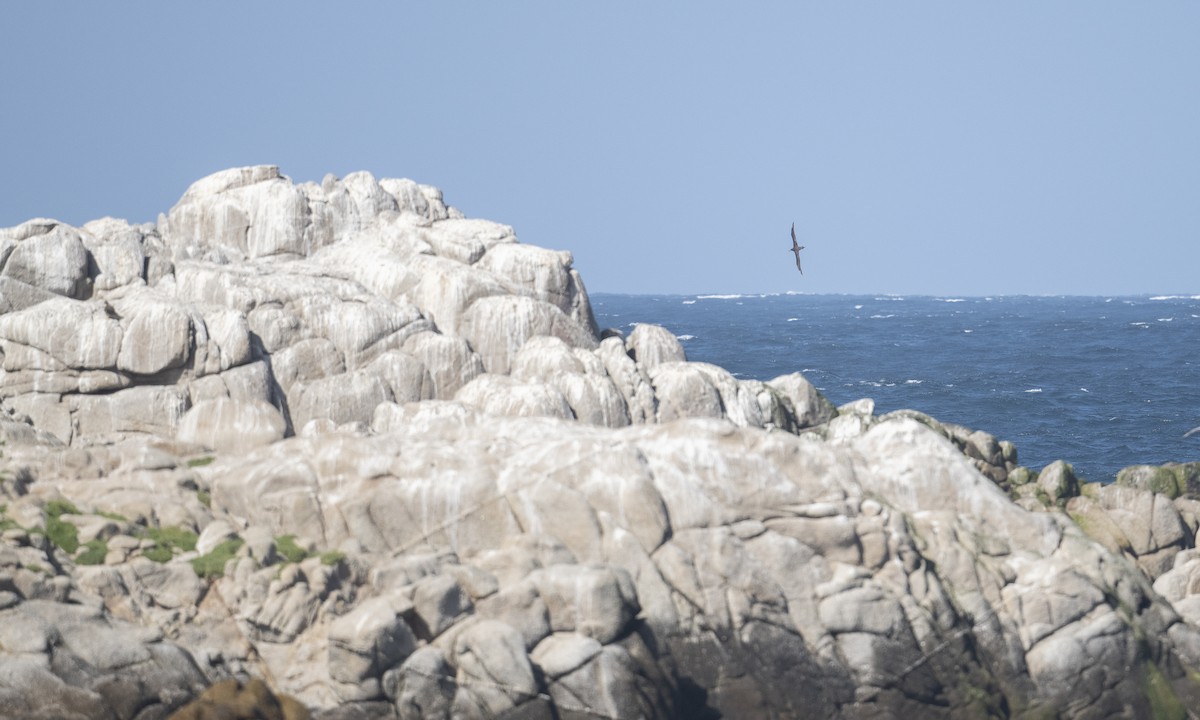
[1,166,1199,718]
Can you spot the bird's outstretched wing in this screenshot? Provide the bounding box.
[791,223,797,246]
[1184,425,1200,438]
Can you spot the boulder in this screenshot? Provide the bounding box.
[162,165,311,261]
[454,374,575,421]
[0,222,90,299]
[626,323,685,369]
[1037,459,1081,505]
[115,293,193,375]
[402,331,484,400]
[460,295,597,375]
[327,594,417,685]
[767,371,838,429]
[81,217,150,292]
[0,600,207,718]
[177,398,286,453]
[0,296,122,370]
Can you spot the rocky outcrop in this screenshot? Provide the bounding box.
[2,167,1200,719]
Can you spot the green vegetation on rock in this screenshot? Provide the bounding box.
[1115,461,1200,500]
[76,539,108,566]
[137,525,199,563]
[142,545,173,563]
[196,490,212,508]
[275,534,308,564]
[1006,466,1036,487]
[1117,465,1182,498]
[319,550,346,566]
[0,504,19,533]
[42,498,84,553]
[191,538,244,579]
[142,525,198,552]
[45,499,82,518]
[45,516,79,554]
[187,456,215,468]
[1141,660,1186,720]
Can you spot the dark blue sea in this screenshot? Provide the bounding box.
[592,293,1200,483]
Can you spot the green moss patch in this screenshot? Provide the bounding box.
[142,545,173,563]
[186,456,215,468]
[46,516,79,554]
[142,526,198,552]
[1142,660,1186,720]
[191,538,244,579]
[136,525,198,563]
[0,507,19,533]
[45,499,81,519]
[76,539,108,566]
[319,550,346,566]
[274,535,309,564]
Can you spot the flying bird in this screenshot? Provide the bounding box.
[789,223,805,274]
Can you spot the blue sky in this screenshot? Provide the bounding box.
[3,3,1197,296]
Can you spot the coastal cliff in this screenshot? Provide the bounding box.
[1,166,1199,719]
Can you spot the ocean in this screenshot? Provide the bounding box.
[591,293,1200,483]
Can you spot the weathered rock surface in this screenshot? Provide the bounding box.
[2,167,1199,719]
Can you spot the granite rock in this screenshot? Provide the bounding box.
[2,167,1199,719]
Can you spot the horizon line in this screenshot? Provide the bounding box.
[589,291,1200,300]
